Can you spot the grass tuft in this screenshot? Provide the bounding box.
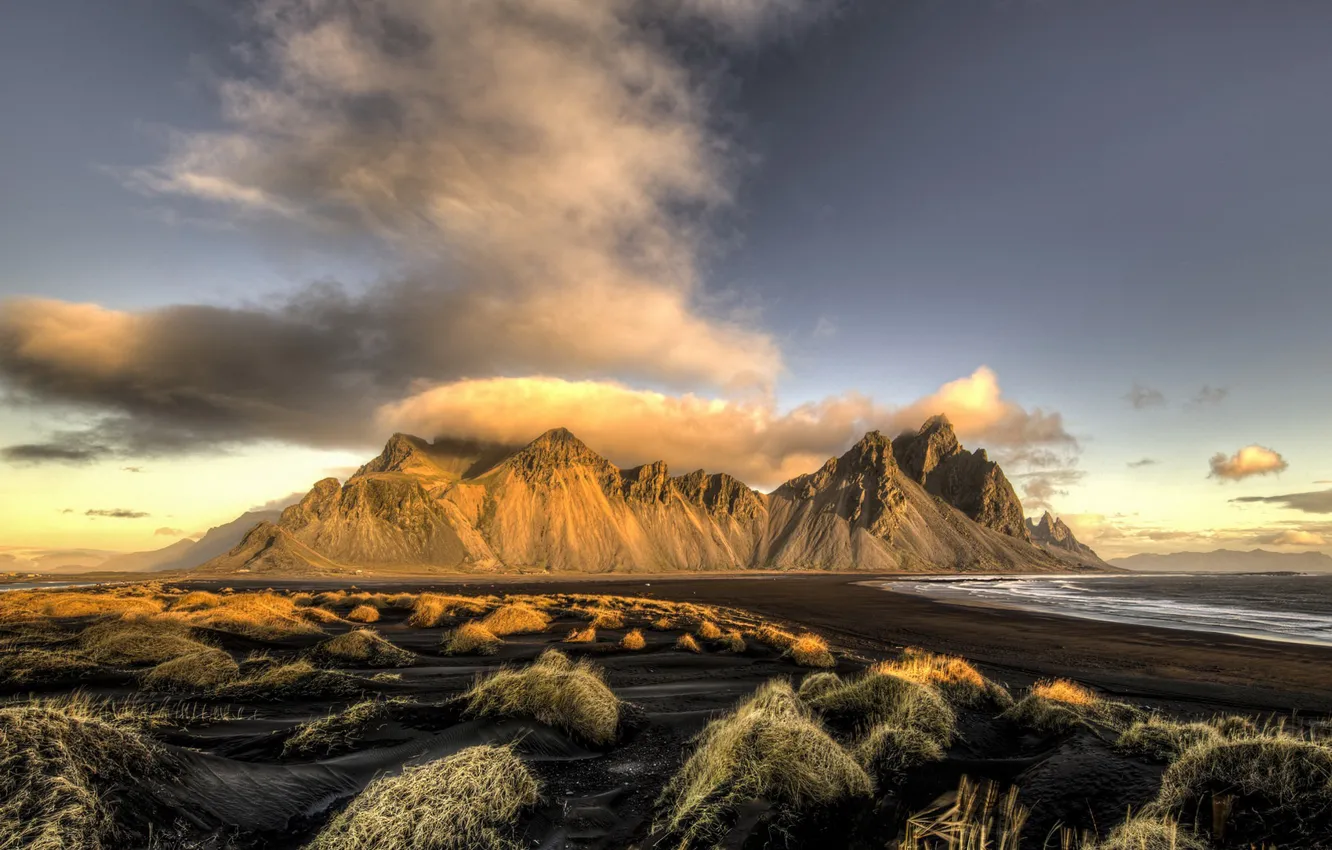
[142,648,239,692]
[718,630,746,653]
[461,649,621,745]
[873,648,1012,708]
[308,629,416,668]
[407,594,491,628]
[696,620,722,640]
[564,625,597,643]
[346,604,380,624]
[620,629,646,650]
[856,723,947,784]
[0,646,99,685]
[797,671,843,702]
[903,777,1027,850]
[789,632,836,668]
[1154,736,1332,822]
[283,697,414,758]
[654,680,871,848]
[79,618,212,667]
[482,604,551,636]
[212,660,360,701]
[442,622,502,656]
[1117,717,1223,762]
[807,670,956,746]
[306,744,541,850]
[675,633,701,653]
[1089,814,1208,850]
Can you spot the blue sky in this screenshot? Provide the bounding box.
[2,0,1329,559]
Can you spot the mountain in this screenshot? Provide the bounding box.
[1110,549,1332,573]
[80,509,286,573]
[197,418,1096,576]
[1025,511,1109,569]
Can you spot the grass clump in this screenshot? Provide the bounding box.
[753,624,796,650]
[346,604,380,624]
[873,648,1012,709]
[675,633,701,653]
[283,697,413,758]
[462,649,621,745]
[79,618,212,666]
[1089,814,1207,850]
[797,671,843,702]
[807,671,956,747]
[306,744,541,850]
[654,680,871,848]
[1154,736,1332,825]
[408,594,491,628]
[789,632,835,668]
[0,647,99,685]
[696,620,722,640]
[0,589,164,623]
[587,608,625,629]
[212,660,360,701]
[142,648,239,692]
[442,622,503,656]
[170,592,323,639]
[0,695,169,850]
[307,629,416,668]
[1005,679,1108,735]
[1117,717,1223,762]
[856,723,946,784]
[651,616,675,631]
[564,625,597,643]
[170,591,221,612]
[482,604,551,636]
[620,629,646,650]
[718,630,746,653]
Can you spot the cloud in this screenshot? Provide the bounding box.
[3,0,838,460]
[1208,445,1289,481]
[378,367,1077,489]
[812,316,838,339]
[122,466,143,473]
[85,509,150,519]
[154,527,185,537]
[1,441,109,464]
[1126,458,1159,468]
[1187,385,1228,408]
[1231,488,1332,514]
[1255,529,1327,547]
[248,492,307,513]
[1013,469,1086,511]
[1124,383,1166,410]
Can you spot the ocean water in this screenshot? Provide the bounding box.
[875,573,1332,647]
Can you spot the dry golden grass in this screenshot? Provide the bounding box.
[346,604,380,624]
[0,646,99,685]
[306,744,541,850]
[0,589,165,623]
[696,620,722,640]
[167,592,324,640]
[752,624,796,650]
[1117,717,1223,762]
[675,633,700,653]
[789,632,836,668]
[797,671,843,702]
[650,616,675,631]
[1089,814,1207,850]
[385,592,417,610]
[718,630,746,653]
[482,604,551,636]
[79,618,212,666]
[283,697,414,758]
[564,625,597,643]
[442,622,502,656]
[290,592,316,607]
[302,606,343,624]
[308,629,416,668]
[856,723,946,783]
[314,591,348,607]
[0,694,167,850]
[462,650,621,745]
[407,593,493,628]
[1153,735,1332,821]
[873,648,1012,708]
[903,777,1028,850]
[620,629,646,650]
[807,670,956,747]
[212,659,360,701]
[1033,679,1099,706]
[654,680,871,848]
[142,648,239,692]
[586,608,625,629]
[169,591,221,612]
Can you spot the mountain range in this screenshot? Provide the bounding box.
[1026,511,1108,568]
[1110,549,1332,573]
[187,416,1107,576]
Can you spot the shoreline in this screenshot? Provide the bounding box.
[167,572,1332,715]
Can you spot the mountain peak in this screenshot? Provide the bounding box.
[893,416,962,483]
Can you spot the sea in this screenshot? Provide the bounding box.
[872,573,1332,648]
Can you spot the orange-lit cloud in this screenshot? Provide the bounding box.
[1257,529,1327,546]
[377,368,1075,488]
[1208,445,1289,481]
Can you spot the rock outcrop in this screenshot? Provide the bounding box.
[1025,511,1109,569]
[198,420,1101,576]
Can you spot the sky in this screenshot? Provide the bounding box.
[2,0,1331,563]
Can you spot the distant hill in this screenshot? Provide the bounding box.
[1024,511,1110,570]
[195,417,1104,577]
[76,509,286,573]
[1110,549,1332,573]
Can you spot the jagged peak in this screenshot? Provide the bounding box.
[504,427,614,477]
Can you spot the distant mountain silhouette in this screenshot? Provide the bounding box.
[1111,549,1332,573]
[196,417,1105,576]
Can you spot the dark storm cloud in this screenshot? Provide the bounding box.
[1124,383,1166,410]
[85,509,151,519]
[1232,488,1332,514]
[1,441,110,464]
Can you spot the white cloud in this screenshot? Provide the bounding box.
[1209,445,1289,481]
